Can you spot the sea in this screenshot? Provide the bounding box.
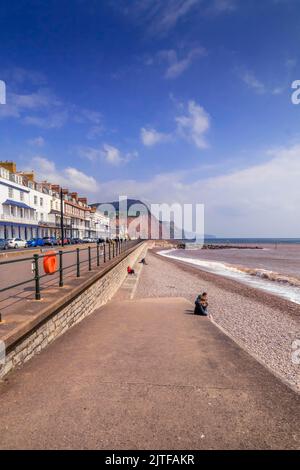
[158,238,300,304]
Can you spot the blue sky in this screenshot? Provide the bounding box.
[1,0,300,236]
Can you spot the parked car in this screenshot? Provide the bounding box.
[6,238,27,249]
[70,238,82,244]
[57,237,71,245]
[42,236,58,246]
[82,237,94,243]
[0,238,9,250]
[26,238,44,248]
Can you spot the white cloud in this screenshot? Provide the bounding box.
[63,167,99,192]
[80,109,102,124]
[208,0,236,13]
[154,0,199,33]
[30,156,98,193]
[12,89,60,109]
[0,69,103,132]
[9,67,47,86]
[140,99,211,150]
[28,136,45,147]
[0,88,60,119]
[116,0,236,35]
[78,144,138,166]
[73,108,102,125]
[175,100,210,149]
[122,0,199,35]
[140,127,171,146]
[240,68,289,96]
[101,144,123,165]
[101,144,138,165]
[23,111,68,129]
[90,143,300,236]
[87,125,105,140]
[77,146,102,162]
[241,71,266,94]
[157,46,206,79]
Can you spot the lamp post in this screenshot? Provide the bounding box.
[60,189,64,247]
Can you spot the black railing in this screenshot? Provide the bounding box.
[0,240,140,302]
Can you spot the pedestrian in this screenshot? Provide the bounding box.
[194,292,208,316]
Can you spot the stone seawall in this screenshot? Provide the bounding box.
[0,242,146,379]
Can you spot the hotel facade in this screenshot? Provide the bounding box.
[0,161,110,241]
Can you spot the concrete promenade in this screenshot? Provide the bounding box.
[0,291,299,449]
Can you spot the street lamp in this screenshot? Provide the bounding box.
[60,188,64,247]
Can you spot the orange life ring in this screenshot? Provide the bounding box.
[43,251,57,275]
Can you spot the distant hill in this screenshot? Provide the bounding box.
[91,199,215,239]
[90,199,150,215]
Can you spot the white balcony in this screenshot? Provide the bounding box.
[0,213,38,225]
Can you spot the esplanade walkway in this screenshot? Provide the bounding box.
[0,253,299,449]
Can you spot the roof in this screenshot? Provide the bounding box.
[64,200,91,211]
[3,199,36,211]
[0,179,30,193]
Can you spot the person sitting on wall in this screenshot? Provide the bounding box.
[194,292,208,316]
[127,266,135,275]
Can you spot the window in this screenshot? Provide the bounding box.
[40,213,44,221]
[40,197,43,207]
[20,191,24,201]
[8,187,13,198]
[34,195,38,205]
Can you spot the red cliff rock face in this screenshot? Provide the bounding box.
[112,213,164,239]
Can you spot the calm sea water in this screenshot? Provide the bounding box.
[159,239,300,304]
[204,238,300,245]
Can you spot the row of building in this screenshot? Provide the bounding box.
[0,161,110,241]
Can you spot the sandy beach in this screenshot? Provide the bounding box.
[135,249,300,392]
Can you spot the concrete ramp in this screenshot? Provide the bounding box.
[0,297,299,449]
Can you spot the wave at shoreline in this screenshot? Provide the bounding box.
[230,265,300,288]
[158,249,300,304]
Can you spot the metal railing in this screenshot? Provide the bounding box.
[0,239,140,302]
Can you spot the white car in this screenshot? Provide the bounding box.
[6,238,27,249]
[82,237,94,243]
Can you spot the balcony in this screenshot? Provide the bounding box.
[1,213,38,225]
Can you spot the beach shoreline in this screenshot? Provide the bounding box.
[135,249,300,393]
[152,248,300,317]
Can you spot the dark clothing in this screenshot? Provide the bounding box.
[194,297,208,316]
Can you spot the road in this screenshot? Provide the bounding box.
[0,243,115,317]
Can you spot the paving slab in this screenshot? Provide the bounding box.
[0,296,299,449]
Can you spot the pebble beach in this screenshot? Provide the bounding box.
[135,249,300,392]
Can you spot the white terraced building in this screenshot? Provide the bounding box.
[0,161,110,241]
[0,163,54,240]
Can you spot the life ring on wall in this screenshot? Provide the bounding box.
[43,251,57,275]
